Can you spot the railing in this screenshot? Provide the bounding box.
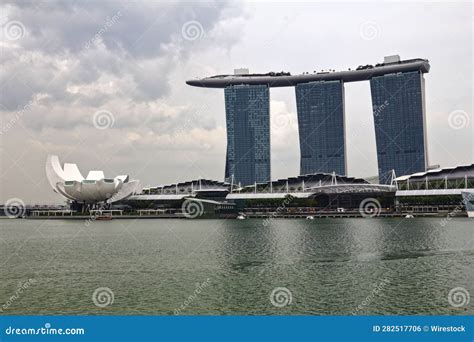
[31,210,74,216]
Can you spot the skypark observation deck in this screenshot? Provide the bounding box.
[185,58,430,88]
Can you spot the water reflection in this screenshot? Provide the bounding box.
[0,218,472,315]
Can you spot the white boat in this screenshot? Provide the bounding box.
[236,214,246,220]
[461,191,474,218]
[405,214,414,219]
[306,216,314,220]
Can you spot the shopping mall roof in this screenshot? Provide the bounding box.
[395,164,474,182]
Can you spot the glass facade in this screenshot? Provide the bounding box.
[224,85,270,186]
[370,71,427,184]
[295,80,346,175]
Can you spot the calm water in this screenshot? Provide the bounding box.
[0,218,472,315]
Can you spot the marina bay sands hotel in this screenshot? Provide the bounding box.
[186,55,430,186]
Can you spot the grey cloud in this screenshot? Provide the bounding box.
[7,0,230,58]
[1,0,243,120]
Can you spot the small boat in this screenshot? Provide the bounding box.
[236,214,246,220]
[96,215,113,221]
[405,214,414,219]
[306,216,314,220]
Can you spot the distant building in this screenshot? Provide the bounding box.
[395,164,474,215]
[125,165,474,217]
[395,164,474,193]
[127,173,396,213]
[224,84,271,186]
[295,80,346,175]
[462,191,474,218]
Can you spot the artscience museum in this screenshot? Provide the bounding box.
[46,155,140,210]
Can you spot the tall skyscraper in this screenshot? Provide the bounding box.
[370,71,427,183]
[187,56,430,184]
[224,84,270,186]
[295,80,346,175]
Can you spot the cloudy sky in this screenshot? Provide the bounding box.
[0,0,472,204]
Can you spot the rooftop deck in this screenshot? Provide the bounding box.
[186,58,430,88]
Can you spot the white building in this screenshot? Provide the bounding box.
[46,155,140,204]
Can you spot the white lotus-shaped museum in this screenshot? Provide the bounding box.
[46,155,140,204]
